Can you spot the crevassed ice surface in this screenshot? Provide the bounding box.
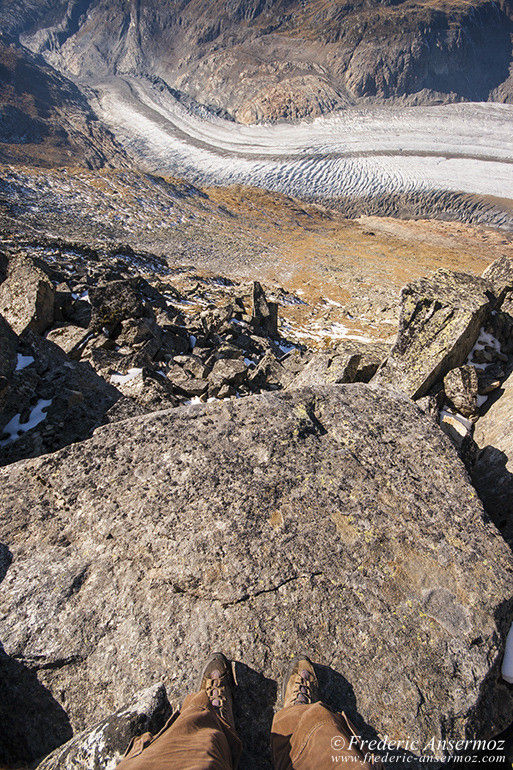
[91,76,513,202]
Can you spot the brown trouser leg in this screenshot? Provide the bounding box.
[117,691,242,770]
[271,702,380,770]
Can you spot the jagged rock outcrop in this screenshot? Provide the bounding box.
[0,240,313,463]
[372,268,493,399]
[0,384,512,767]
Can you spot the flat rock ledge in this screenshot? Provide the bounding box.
[0,384,512,768]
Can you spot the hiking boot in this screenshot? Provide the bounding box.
[198,651,236,728]
[282,653,319,708]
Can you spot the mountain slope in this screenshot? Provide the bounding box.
[0,33,128,167]
[2,0,513,122]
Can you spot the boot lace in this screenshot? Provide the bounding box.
[291,670,313,704]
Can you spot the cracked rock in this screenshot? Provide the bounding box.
[372,268,493,399]
[0,384,511,766]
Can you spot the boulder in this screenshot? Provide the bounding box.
[117,318,162,352]
[482,256,513,312]
[173,355,209,380]
[0,385,511,767]
[473,365,513,548]
[35,684,172,770]
[332,340,391,382]
[166,366,208,398]
[113,368,179,410]
[443,365,479,419]
[46,325,93,359]
[289,350,360,389]
[372,269,493,399]
[0,253,55,335]
[248,350,292,391]
[89,280,145,334]
[251,281,278,337]
[208,358,248,395]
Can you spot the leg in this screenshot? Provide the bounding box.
[271,655,380,770]
[117,690,241,770]
[272,702,378,770]
[117,653,242,770]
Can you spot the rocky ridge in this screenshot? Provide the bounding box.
[1,238,513,767]
[0,235,390,467]
[1,237,513,522]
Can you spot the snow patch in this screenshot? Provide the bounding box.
[110,368,143,385]
[16,354,35,371]
[467,328,501,370]
[0,399,52,446]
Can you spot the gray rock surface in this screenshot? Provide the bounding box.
[0,253,55,335]
[0,384,512,768]
[482,255,513,312]
[334,340,391,383]
[46,325,93,359]
[473,366,513,548]
[89,280,145,334]
[443,365,479,419]
[289,350,360,389]
[35,684,172,770]
[373,268,493,399]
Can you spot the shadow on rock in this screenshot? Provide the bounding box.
[0,542,12,583]
[464,597,513,746]
[0,645,73,767]
[472,445,513,551]
[233,662,278,770]
[317,664,421,768]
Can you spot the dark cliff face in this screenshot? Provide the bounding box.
[1,0,513,121]
[0,34,127,167]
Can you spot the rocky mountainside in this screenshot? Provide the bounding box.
[1,228,513,766]
[1,0,513,123]
[0,34,127,168]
